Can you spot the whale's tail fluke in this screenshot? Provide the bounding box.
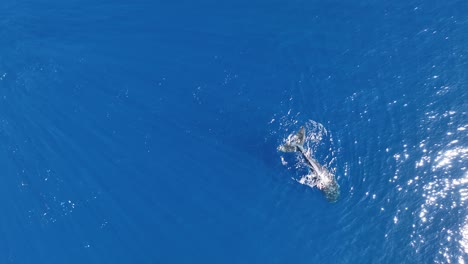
[278,126,306,152]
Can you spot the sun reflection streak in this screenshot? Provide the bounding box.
[461,217,468,254]
[411,144,468,262]
[434,147,468,170]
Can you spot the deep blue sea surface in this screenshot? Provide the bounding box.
[1,0,467,263]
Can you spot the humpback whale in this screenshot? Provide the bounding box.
[279,126,340,202]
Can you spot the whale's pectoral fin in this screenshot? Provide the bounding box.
[278,144,297,152]
[278,126,306,152]
[298,173,319,187]
[295,126,306,146]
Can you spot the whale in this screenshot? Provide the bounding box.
[278,126,340,202]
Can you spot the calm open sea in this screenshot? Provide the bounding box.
[1,0,467,263]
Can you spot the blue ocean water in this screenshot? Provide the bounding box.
[1,0,467,263]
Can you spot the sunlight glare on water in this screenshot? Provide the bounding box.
[410,112,467,263]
